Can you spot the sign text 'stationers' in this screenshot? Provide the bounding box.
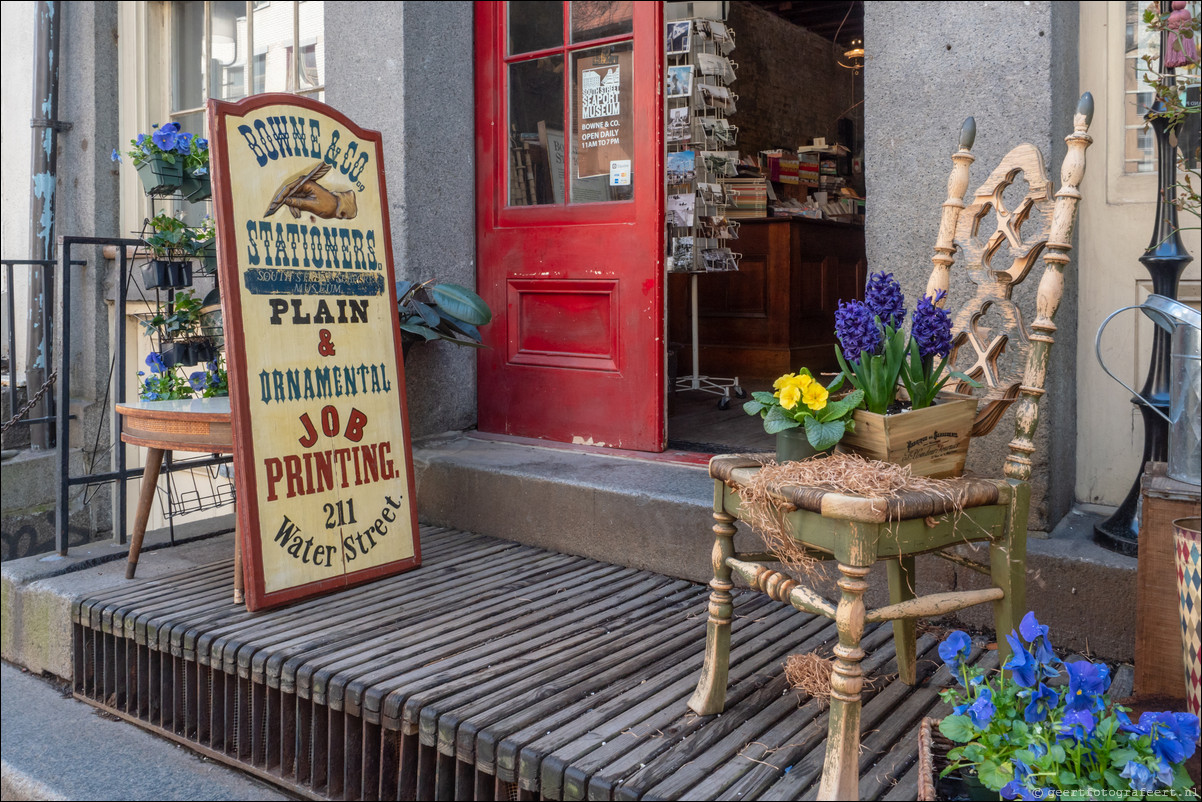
[209,94,420,611]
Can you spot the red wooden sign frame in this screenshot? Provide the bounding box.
[208,93,421,611]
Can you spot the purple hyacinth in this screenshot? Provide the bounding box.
[912,289,953,360]
[835,299,882,363]
[864,271,906,330]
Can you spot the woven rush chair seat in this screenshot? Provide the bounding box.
[687,95,1095,801]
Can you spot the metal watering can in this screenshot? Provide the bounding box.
[1097,294,1201,486]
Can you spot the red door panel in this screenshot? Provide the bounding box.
[475,1,664,451]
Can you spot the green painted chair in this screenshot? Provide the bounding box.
[688,94,1094,801]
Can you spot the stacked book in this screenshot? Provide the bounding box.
[720,178,768,218]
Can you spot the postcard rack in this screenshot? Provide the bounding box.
[664,14,744,408]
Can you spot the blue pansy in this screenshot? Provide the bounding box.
[188,371,207,392]
[1120,760,1156,793]
[145,351,167,374]
[966,686,995,728]
[1023,682,1059,724]
[196,137,208,150]
[193,166,208,176]
[938,630,972,679]
[1064,660,1109,712]
[175,131,194,155]
[111,148,122,163]
[1004,633,1038,688]
[1057,708,1096,743]
[1018,611,1061,676]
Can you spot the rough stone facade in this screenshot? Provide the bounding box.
[864,0,1080,531]
[326,1,478,440]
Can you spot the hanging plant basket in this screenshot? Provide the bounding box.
[179,169,212,203]
[160,341,192,368]
[135,156,184,196]
[168,260,193,288]
[190,340,217,365]
[837,396,976,478]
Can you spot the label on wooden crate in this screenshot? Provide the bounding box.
[208,94,420,611]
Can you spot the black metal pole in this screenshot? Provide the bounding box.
[1094,1,1194,556]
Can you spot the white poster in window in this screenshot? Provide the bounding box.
[575,48,633,179]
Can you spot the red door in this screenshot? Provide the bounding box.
[475,1,664,451]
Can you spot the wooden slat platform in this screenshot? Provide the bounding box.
[71,524,974,801]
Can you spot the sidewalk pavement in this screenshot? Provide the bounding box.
[1,661,296,801]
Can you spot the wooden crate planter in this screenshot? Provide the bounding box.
[917,717,998,801]
[838,397,976,478]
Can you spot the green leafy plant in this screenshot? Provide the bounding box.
[141,288,204,340]
[744,368,864,451]
[143,213,193,258]
[396,279,492,350]
[936,614,1199,800]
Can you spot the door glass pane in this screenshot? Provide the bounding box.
[171,1,205,111]
[508,56,565,206]
[210,0,249,100]
[570,1,632,43]
[298,1,325,90]
[253,1,297,93]
[508,1,563,55]
[570,42,633,203]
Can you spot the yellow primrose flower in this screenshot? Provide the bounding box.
[802,382,829,411]
[795,372,814,390]
[773,372,796,391]
[779,383,801,410]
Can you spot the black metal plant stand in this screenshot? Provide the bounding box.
[1094,4,1194,555]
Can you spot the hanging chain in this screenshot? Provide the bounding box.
[1,367,58,435]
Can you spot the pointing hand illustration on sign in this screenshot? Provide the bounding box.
[265,162,359,220]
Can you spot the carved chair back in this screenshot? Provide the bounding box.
[923,97,1094,482]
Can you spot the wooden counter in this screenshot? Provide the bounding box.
[668,217,866,380]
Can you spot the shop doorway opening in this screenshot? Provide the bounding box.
[663,0,867,455]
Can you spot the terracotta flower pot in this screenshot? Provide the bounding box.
[838,397,976,478]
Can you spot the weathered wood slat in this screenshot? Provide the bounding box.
[73,525,973,802]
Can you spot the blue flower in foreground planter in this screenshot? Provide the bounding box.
[1003,633,1038,687]
[1065,660,1110,712]
[1018,611,1061,678]
[1120,760,1157,793]
[1023,682,1059,724]
[938,630,972,680]
[188,371,207,392]
[864,271,906,330]
[145,351,167,374]
[834,299,882,363]
[1057,708,1096,743]
[962,686,995,728]
[1140,711,1201,766]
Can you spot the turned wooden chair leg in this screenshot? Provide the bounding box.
[887,555,918,685]
[818,562,871,801]
[688,505,737,716]
[992,482,1030,667]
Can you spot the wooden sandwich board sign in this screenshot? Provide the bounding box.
[208,94,420,611]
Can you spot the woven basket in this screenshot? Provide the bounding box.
[917,717,1000,801]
